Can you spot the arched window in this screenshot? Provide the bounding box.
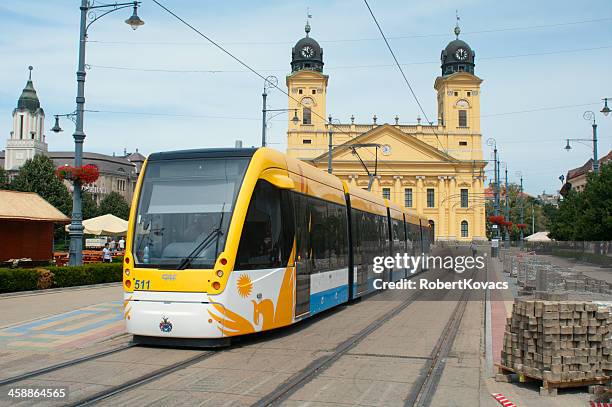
[461,220,469,238]
[303,107,312,125]
[458,110,467,127]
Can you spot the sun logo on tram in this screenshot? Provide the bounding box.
[237,274,253,298]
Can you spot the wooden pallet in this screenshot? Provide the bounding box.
[497,364,611,395]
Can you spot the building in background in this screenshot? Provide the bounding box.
[560,150,612,196]
[0,69,143,204]
[286,21,487,241]
[537,191,560,207]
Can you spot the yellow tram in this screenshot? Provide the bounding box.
[122,147,432,344]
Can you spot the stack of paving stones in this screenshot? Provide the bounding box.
[501,299,612,384]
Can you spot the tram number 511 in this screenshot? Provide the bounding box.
[134,279,151,290]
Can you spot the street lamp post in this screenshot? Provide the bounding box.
[516,171,524,249]
[62,1,144,266]
[327,116,341,174]
[486,138,500,257]
[504,163,510,248]
[564,103,611,174]
[261,75,298,147]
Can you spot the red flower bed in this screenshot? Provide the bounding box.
[56,164,99,184]
[488,215,505,225]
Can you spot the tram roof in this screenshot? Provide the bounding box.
[148,148,258,161]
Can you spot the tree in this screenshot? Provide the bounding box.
[81,190,99,220]
[0,168,9,189]
[548,162,612,241]
[10,154,72,216]
[576,162,612,240]
[99,191,130,220]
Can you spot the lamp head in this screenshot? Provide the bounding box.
[602,98,610,117]
[564,140,571,151]
[125,3,145,30]
[51,116,63,133]
[291,110,299,125]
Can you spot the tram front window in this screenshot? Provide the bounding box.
[133,157,249,268]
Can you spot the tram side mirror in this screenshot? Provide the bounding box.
[259,171,295,190]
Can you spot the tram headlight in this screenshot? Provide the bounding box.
[125,269,130,276]
[216,270,223,277]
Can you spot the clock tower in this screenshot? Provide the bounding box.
[286,20,329,159]
[435,20,482,133]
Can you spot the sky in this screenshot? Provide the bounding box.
[0,0,611,196]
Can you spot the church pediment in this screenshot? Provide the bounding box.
[312,124,459,165]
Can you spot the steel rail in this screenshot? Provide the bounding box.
[0,343,135,387]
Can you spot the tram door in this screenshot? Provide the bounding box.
[293,193,311,317]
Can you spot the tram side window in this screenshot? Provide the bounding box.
[293,193,310,270]
[309,196,348,271]
[392,218,406,252]
[235,180,294,270]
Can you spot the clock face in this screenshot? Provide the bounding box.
[301,97,314,106]
[382,144,392,156]
[301,45,315,58]
[455,48,468,61]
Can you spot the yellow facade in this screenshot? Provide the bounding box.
[285,49,487,241]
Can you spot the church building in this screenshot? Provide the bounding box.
[286,21,487,241]
[1,67,144,205]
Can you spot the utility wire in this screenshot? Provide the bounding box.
[86,16,612,46]
[362,0,445,152]
[86,44,612,74]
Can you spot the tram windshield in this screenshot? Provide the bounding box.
[132,157,249,268]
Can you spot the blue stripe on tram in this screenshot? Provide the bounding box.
[309,285,349,314]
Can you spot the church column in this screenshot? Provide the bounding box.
[393,175,403,205]
[437,176,447,240]
[415,176,425,217]
[472,176,480,240]
[448,176,457,240]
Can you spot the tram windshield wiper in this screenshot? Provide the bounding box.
[175,227,223,270]
[176,205,225,270]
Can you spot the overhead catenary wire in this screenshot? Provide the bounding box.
[86,44,612,74]
[86,16,612,46]
[362,0,449,153]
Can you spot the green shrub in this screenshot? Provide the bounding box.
[0,263,123,293]
[49,263,122,288]
[0,268,40,293]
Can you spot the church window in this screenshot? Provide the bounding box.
[303,139,312,144]
[19,115,24,139]
[382,188,391,200]
[404,188,413,208]
[458,65,465,72]
[454,92,458,97]
[427,189,435,208]
[458,110,467,127]
[459,141,468,146]
[312,89,316,95]
[461,220,469,237]
[467,91,471,97]
[298,89,303,94]
[303,107,312,125]
[460,189,469,208]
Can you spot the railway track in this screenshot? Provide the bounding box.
[0,343,135,387]
[66,350,218,406]
[252,264,477,407]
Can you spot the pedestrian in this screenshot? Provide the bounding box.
[110,238,117,253]
[119,236,126,251]
[470,240,477,258]
[102,243,112,263]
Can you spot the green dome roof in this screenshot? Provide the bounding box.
[17,68,41,113]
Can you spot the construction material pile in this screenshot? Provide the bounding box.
[501,299,612,383]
